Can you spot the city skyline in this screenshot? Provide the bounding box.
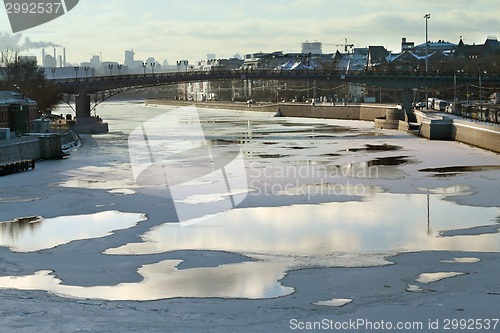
[1,0,499,65]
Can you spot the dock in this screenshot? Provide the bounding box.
[0,159,35,177]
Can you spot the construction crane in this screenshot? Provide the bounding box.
[324,38,354,53]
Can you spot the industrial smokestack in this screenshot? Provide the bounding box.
[63,47,66,67]
[42,48,45,67]
[59,55,63,67]
[53,47,56,62]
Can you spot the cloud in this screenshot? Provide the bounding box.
[0,32,23,49]
[5,0,498,64]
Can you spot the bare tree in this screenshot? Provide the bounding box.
[0,50,62,113]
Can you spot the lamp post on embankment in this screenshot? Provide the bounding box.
[424,13,430,109]
[478,62,483,106]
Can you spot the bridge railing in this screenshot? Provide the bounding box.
[50,69,499,95]
[50,69,499,83]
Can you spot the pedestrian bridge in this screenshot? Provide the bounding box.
[51,69,499,121]
[53,69,499,94]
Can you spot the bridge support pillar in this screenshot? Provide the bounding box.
[401,89,416,122]
[75,94,91,118]
[71,94,109,134]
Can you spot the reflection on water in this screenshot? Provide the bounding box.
[0,211,147,252]
[439,257,481,264]
[2,104,497,302]
[0,197,46,203]
[0,216,43,243]
[106,192,500,257]
[59,165,137,192]
[419,165,500,173]
[406,285,426,293]
[347,143,401,152]
[324,156,414,179]
[314,298,353,307]
[108,189,137,195]
[0,260,293,301]
[416,272,466,284]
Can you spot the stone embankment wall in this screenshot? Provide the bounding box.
[146,100,393,120]
[412,111,500,153]
[0,137,41,161]
[0,135,64,162]
[146,100,278,112]
[451,120,500,153]
[277,104,390,121]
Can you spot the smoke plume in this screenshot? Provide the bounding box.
[0,32,61,51]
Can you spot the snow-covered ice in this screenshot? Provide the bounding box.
[0,102,499,332]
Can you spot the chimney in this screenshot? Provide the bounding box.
[63,48,66,67]
[42,48,45,67]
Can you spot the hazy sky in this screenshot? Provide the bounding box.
[1,0,499,65]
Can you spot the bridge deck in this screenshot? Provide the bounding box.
[52,70,500,95]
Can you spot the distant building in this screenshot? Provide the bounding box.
[413,40,456,56]
[90,55,101,67]
[401,38,415,52]
[302,41,323,55]
[334,48,369,72]
[124,50,135,67]
[366,46,390,72]
[0,91,38,134]
[44,66,96,79]
[101,61,120,75]
[43,54,57,68]
[176,60,189,72]
[123,50,145,73]
[454,36,500,60]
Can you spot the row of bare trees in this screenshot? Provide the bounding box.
[0,50,62,112]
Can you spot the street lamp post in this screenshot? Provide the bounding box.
[51,67,56,79]
[143,62,147,74]
[424,13,430,108]
[453,68,457,104]
[478,62,482,106]
[424,14,430,73]
[84,66,89,78]
[117,64,123,75]
[74,66,80,79]
[150,62,155,74]
[108,64,113,76]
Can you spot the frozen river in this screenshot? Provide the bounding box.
[0,101,499,331]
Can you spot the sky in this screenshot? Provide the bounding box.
[1,0,499,66]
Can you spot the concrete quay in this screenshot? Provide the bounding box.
[147,99,395,121]
[148,100,499,153]
[145,99,279,112]
[0,131,79,162]
[407,111,500,153]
